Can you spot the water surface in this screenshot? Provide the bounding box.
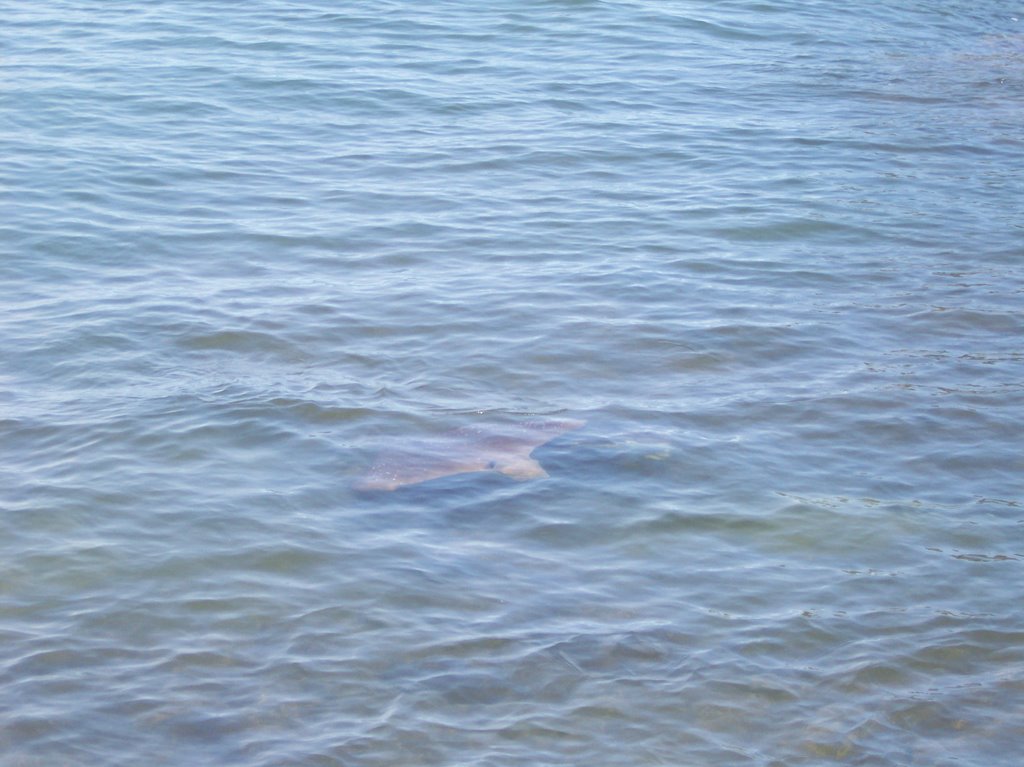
[2,1,1023,765]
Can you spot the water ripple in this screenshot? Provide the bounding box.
[3,1,1024,765]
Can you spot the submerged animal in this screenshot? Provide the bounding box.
[355,418,585,492]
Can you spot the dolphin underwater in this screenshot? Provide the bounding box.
[355,418,585,492]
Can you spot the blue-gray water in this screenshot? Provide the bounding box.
[2,1,1023,764]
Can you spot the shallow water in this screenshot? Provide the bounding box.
[2,1,1023,765]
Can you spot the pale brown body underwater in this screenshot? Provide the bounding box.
[355,419,585,492]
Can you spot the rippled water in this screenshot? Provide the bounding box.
[2,1,1023,765]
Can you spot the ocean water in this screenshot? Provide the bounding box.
[2,1,1023,764]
